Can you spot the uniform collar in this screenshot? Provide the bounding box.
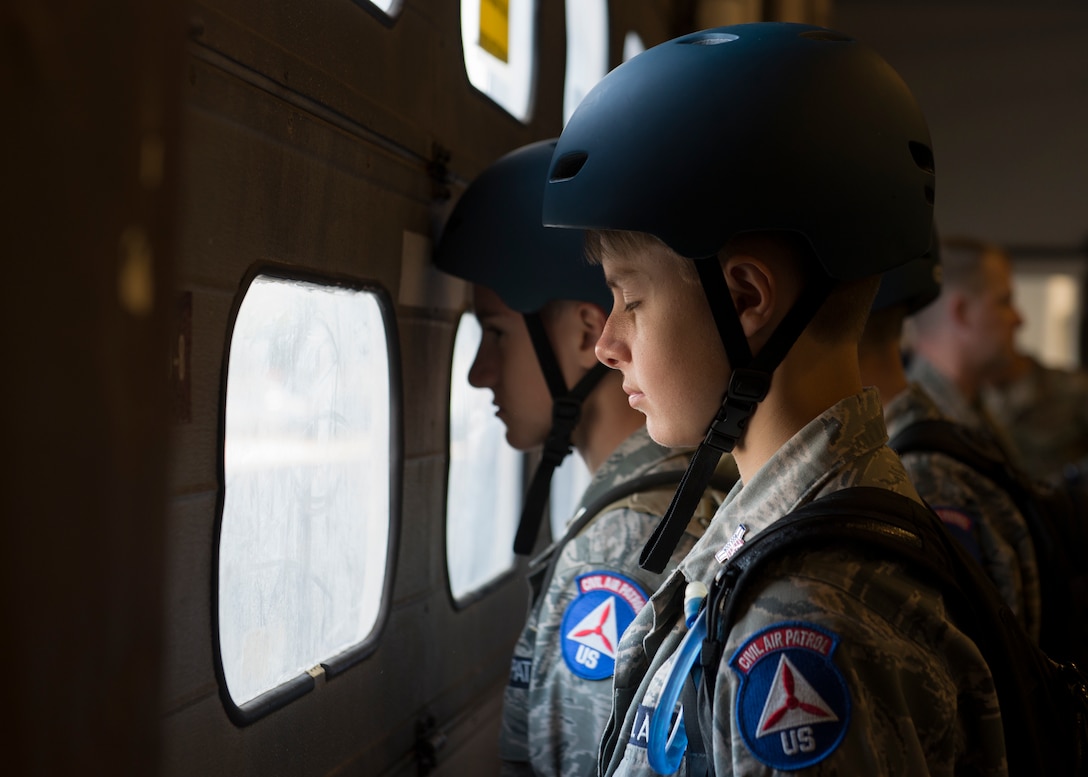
[679,388,893,579]
[884,382,944,437]
[906,355,987,432]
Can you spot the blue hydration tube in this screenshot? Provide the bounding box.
[647,582,708,775]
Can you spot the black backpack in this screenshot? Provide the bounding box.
[690,486,1088,776]
[889,418,1088,666]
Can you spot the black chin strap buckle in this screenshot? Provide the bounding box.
[540,397,582,465]
[703,368,770,453]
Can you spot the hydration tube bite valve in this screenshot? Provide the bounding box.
[647,580,710,775]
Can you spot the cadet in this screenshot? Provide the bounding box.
[433,140,735,777]
[906,236,1023,456]
[543,23,1006,776]
[859,249,1041,641]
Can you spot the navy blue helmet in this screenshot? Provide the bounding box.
[873,235,942,314]
[543,23,935,280]
[435,138,610,313]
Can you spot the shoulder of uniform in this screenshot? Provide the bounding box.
[579,483,726,541]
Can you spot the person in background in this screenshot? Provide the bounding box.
[433,139,735,777]
[543,22,1007,776]
[859,247,1041,641]
[905,235,1023,456]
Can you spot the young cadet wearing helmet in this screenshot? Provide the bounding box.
[859,249,1042,641]
[433,139,736,777]
[543,23,1007,777]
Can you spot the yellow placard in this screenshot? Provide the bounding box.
[479,0,510,63]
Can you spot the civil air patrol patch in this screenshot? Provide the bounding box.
[561,571,648,681]
[933,506,983,564]
[729,621,851,770]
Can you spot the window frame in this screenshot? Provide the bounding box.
[459,0,540,123]
[211,263,403,726]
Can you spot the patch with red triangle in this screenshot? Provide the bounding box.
[560,571,647,680]
[729,621,851,769]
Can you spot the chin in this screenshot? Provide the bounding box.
[504,426,546,453]
[645,419,703,450]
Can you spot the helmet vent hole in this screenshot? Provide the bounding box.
[683,32,739,46]
[909,141,935,174]
[799,30,854,43]
[550,152,588,182]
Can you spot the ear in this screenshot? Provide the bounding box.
[574,302,609,369]
[948,291,972,329]
[722,255,778,341]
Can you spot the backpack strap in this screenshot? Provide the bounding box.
[693,486,1086,777]
[890,417,1088,665]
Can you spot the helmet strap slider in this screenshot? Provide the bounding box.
[703,367,771,452]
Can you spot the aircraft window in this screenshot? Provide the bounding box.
[623,31,646,61]
[217,273,396,713]
[446,311,522,601]
[460,0,537,122]
[562,0,608,125]
[550,452,592,542]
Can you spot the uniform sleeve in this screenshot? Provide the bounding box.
[710,567,1005,777]
[527,506,680,777]
[500,613,537,764]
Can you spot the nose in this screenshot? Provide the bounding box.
[467,339,494,388]
[594,315,628,369]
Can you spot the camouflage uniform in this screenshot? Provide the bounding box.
[500,427,736,777]
[982,357,1088,481]
[884,383,1041,642]
[599,390,1006,777]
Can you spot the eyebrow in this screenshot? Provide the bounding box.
[603,261,642,289]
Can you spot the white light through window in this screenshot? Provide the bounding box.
[461,0,537,122]
[218,275,393,706]
[563,0,609,126]
[550,452,593,541]
[1013,271,1082,369]
[447,312,522,600]
[623,31,646,62]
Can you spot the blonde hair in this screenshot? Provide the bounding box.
[584,230,700,285]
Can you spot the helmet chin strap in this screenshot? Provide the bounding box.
[639,257,834,573]
[513,312,612,555]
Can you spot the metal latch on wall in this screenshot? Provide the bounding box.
[415,715,448,776]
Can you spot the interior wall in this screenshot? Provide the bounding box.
[832,0,1088,365]
[831,0,1088,251]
